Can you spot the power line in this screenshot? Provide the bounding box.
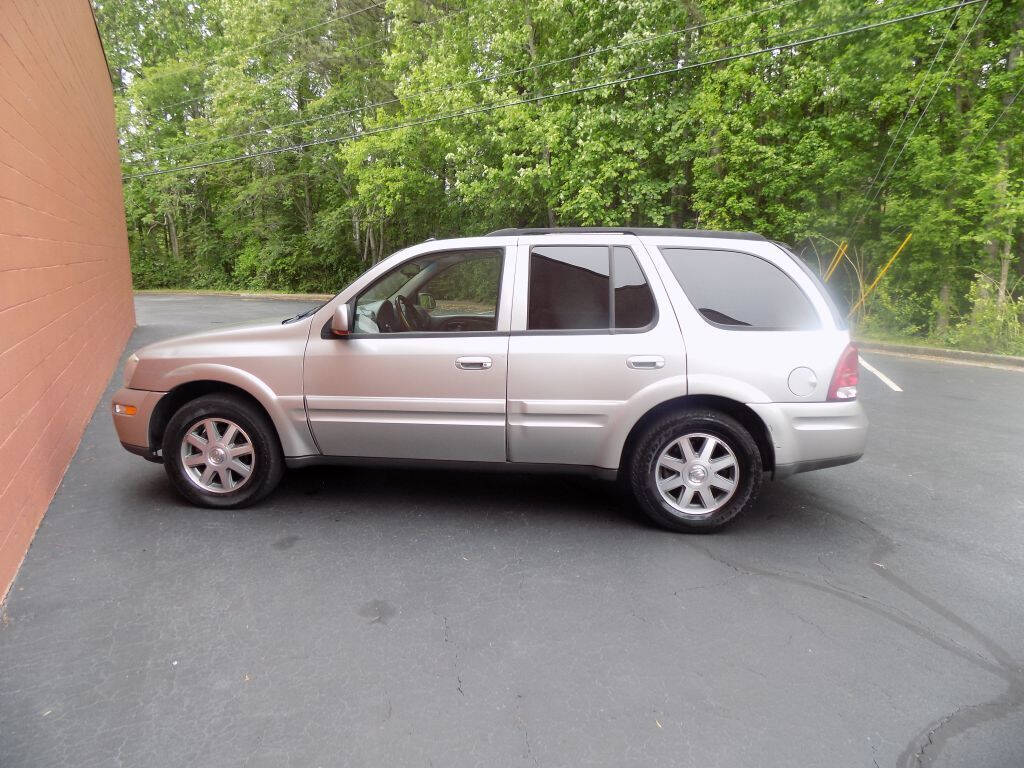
[958,78,1024,166]
[849,0,989,234]
[258,0,385,47]
[856,0,967,206]
[124,0,806,162]
[877,72,1024,239]
[123,1,983,181]
[122,0,917,164]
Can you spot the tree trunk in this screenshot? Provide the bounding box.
[366,224,376,264]
[936,283,951,333]
[998,242,1011,306]
[165,211,180,260]
[302,176,314,231]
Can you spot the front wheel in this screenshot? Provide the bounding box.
[162,394,284,508]
[628,410,762,532]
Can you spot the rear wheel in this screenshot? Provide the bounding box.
[162,394,284,508]
[628,410,762,532]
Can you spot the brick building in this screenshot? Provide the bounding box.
[0,0,135,597]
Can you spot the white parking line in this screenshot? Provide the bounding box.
[859,356,903,392]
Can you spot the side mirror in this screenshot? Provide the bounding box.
[330,303,352,337]
[418,292,436,311]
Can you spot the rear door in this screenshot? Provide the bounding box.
[506,234,686,468]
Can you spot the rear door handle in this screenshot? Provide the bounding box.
[455,356,492,370]
[627,355,665,370]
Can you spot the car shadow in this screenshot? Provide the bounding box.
[126,461,837,539]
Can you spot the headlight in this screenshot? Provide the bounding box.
[123,353,140,386]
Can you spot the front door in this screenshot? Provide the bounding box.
[303,246,513,462]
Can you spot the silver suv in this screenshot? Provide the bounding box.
[113,228,867,531]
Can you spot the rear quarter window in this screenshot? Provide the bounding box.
[659,247,820,330]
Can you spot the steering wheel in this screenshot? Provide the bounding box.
[395,294,427,332]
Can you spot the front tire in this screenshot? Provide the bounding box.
[628,410,762,532]
[162,394,284,508]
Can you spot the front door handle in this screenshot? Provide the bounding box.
[455,356,492,370]
[626,355,665,370]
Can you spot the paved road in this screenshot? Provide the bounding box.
[2,294,1023,768]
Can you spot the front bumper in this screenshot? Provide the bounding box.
[111,387,166,461]
[747,399,868,478]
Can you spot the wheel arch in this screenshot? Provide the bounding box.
[149,381,275,454]
[619,395,775,475]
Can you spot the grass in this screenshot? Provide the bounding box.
[854,330,1024,359]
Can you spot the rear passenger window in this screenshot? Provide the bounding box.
[528,245,655,331]
[660,247,819,330]
[613,246,656,329]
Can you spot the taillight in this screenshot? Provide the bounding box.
[827,344,859,401]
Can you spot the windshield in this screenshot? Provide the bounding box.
[360,261,424,304]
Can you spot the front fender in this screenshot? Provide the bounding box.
[152,363,316,458]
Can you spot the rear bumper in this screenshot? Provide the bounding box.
[111,387,166,461]
[747,400,868,478]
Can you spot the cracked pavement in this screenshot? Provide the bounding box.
[1,294,1022,767]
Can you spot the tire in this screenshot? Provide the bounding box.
[628,409,762,532]
[162,393,284,508]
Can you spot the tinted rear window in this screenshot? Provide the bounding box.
[660,247,820,330]
[528,245,655,331]
[613,246,656,329]
[528,246,610,330]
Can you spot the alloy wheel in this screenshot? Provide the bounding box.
[655,432,739,516]
[179,418,255,494]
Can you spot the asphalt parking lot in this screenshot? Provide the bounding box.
[2,294,1022,768]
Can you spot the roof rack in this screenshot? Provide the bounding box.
[485,226,766,241]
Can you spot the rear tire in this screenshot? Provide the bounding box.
[162,394,284,508]
[628,409,762,532]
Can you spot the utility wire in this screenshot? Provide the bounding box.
[879,73,1024,239]
[849,0,989,234]
[122,0,920,163]
[950,77,1024,169]
[856,0,966,207]
[123,1,984,181]
[124,0,806,162]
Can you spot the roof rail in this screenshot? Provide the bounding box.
[485,227,766,241]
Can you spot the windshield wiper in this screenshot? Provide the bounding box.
[282,303,326,324]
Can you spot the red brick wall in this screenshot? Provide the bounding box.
[0,0,135,598]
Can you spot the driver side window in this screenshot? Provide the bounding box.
[353,248,503,334]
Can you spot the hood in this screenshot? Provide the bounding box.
[125,312,315,391]
[137,315,300,358]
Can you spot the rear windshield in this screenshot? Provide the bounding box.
[660,247,820,330]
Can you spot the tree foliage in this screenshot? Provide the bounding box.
[97,0,1024,350]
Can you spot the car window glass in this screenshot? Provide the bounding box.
[527,245,610,330]
[354,249,502,334]
[660,247,819,330]
[421,256,501,317]
[359,261,422,304]
[613,246,656,329]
